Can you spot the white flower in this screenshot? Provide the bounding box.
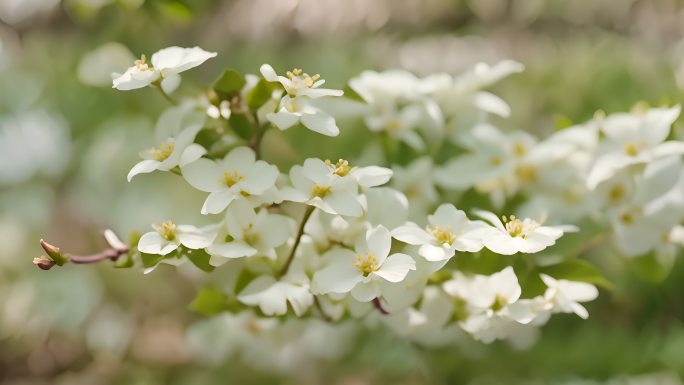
[238,259,313,317]
[587,105,684,189]
[473,210,577,255]
[442,267,524,343]
[312,225,416,302]
[127,124,206,181]
[260,64,343,137]
[207,199,292,264]
[391,157,439,218]
[137,220,216,255]
[280,158,363,217]
[384,286,464,347]
[181,146,279,214]
[392,204,486,261]
[607,156,684,257]
[540,274,598,319]
[112,46,217,91]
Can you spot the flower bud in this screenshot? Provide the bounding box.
[39,239,69,266]
[33,256,56,270]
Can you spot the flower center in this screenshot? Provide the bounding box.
[286,68,321,94]
[513,142,527,157]
[385,119,401,132]
[608,184,625,202]
[514,164,537,183]
[502,215,539,238]
[134,54,151,72]
[156,220,177,241]
[149,142,174,161]
[428,225,455,245]
[489,156,502,166]
[491,295,508,312]
[242,224,260,245]
[325,158,350,177]
[224,170,244,187]
[353,253,379,275]
[624,142,639,156]
[312,184,331,198]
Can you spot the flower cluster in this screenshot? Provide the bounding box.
[36,45,684,355]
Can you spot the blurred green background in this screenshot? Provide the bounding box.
[2,0,684,384]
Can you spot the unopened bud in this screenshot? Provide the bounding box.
[33,256,56,270]
[104,229,128,252]
[39,239,69,266]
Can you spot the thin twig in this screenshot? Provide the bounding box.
[155,85,177,105]
[277,206,315,278]
[35,231,129,271]
[372,297,389,315]
[313,296,333,322]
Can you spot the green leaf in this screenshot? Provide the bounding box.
[185,248,215,273]
[140,252,166,268]
[553,114,574,130]
[342,85,366,103]
[114,231,140,269]
[155,2,192,22]
[235,268,257,295]
[228,113,253,140]
[539,258,613,289]
[188,286,229,316]
[212,69,246,98]
[247,78,276,110]
[625,252,675,284]
[195,128,221,149]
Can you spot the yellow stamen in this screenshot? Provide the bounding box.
[515,164,537,183]
[134,54,150,71]
[624,143,639,156]
[502,215,539,238]
[608,185,625,202]
[353,253,379,275]
[149,142,174,161]
[428,225,455,245]
[156,220,176,241]
[325,159,351,177]
[513,142,527,157]
[224,170,244,187]
[312,184,331,198]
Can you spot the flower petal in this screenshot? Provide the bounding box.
[207,241,257,259]
[391,222,431,245]
[127,159,161,182]
[300,109,340,137]
[138,231,177,255]
[374,253,415,282]
[201,190,235,215]
[182,158,225,192]
[351,166,393,188]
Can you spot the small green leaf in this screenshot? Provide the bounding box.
[342,85,365,103]
[235,268,257,295]
[185,248,215,273]
[539,258,613,289]
[155,2,192,22]
[625,252,675,284]
[228,113,253,140]
[195,127,221,149]
[140,252,166,268]
[188,286,229,316]
[553,114,574,130]
[247,78,277,110]
[115,231,140,269]
[212,69,246,98]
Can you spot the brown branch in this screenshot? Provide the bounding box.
[372,297,389,315]
[34,230,129,271]
[276,205,315,278]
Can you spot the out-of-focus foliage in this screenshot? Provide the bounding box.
[2,1,684,384]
